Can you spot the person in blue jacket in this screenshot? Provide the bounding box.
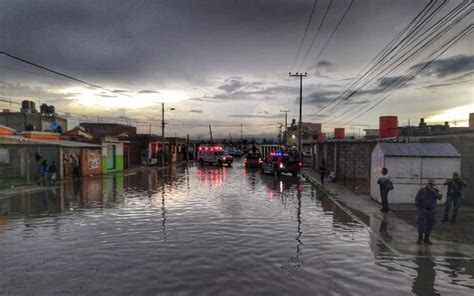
[38,159,48,185]
[415,179,442,245]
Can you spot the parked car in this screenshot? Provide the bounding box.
[261,152,302,176]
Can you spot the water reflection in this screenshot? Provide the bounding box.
[412,251,440,296]
[0,164,473,295]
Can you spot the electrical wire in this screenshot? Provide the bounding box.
[343,24,473,124]
[308,0,355,71]
[327,2,472,123]
[312,0,438,115]
[0,51,131,97]
[290,0,319,71]
[297,0,333,71]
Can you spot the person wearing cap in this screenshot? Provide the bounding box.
[415,179,442,245]
[442,172,468,223]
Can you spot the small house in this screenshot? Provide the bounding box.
[371,143,461,204]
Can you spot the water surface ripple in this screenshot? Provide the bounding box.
[0,163,473,295]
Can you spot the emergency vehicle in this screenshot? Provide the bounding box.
[261,150,302,176]
[197,145,233,166]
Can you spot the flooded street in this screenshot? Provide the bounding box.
[1,162,473,295]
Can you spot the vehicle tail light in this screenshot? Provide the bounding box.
[279,163,284,169]
[299,162,303,167]
[223,157,226,161]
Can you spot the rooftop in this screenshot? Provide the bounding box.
[377,143,460,158]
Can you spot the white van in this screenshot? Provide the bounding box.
[197,146,233,166]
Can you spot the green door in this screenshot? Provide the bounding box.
[107,145,116,170]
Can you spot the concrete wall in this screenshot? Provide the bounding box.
[316,141,377,194]
[0,112,67,132]
[420,133,474,206]
[0,144,60,180]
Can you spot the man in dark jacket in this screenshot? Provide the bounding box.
[442,172,468,223]
[415,179,442,245]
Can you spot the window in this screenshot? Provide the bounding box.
[0,148,9,163]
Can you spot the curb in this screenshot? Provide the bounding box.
[301,169,401,255]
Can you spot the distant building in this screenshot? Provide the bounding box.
[0,131,101,180]
[0,101,67,133]
[364,129,379,139]
[285,120,322,154]
[397,118,472,142]
[79,123,136,173]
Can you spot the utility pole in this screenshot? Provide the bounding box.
[209,124,214,144]
[161,102,165,166]
[229,132,233,145]
[289,72,307,160]
[280,109,289,146]
[240,123,243,150]
[160,103,175,166]
[186,133,190,161]
[278,123,283,145]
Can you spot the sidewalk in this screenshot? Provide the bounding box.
[0,160,190,199]
[301,168,474,258]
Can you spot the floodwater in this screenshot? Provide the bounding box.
[0,162,473,295]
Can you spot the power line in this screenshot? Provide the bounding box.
[308,0,355,70]
[297,0,333,71]
[0,51,131,97]
[312,0,439,115]
[0,64,70,81]
[290,0,319,71]
[315,0,468,121]
[343,24,473,125]
[328,2,472,123]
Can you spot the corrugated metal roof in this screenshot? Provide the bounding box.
[378,143,460,157]
[0,135,101,148]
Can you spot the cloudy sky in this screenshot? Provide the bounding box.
[0,0,472,139]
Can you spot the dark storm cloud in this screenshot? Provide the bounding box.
[138,90,159,94]
[414,55,474,78]
[425,72,473,89]
[377,76,407,88]
[0,0,327,85]
[305,89,339,104]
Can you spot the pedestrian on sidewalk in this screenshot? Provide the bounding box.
[72,154,81,181]
[48,161,58,185]
[377,167,392,212]
[442,172,468,223]
[415,179,442,245]
[319,158,327,184]
[38,159,48,185]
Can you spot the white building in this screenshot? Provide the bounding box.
[370,143,461,204]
